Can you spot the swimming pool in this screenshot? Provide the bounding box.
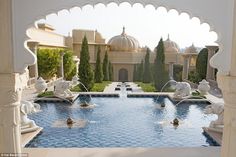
[26,96,218,148]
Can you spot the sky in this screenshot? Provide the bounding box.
[37,2,218,50]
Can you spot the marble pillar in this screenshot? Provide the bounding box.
[0,74,22,153]
[219,2,236,157]
[27,41,39,80]
[218,74,236,157]
[182,56,190,80]
[0,0,22,153]
[169,62,174,79]
[73,56,80,76]
[206,46,218,80]
[60,52,65,79]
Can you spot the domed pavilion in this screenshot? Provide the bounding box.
[69,28,196,82]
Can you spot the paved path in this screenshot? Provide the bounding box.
[103,82,143,93]
[23,147,220,157]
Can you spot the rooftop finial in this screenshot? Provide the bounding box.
[122,26,126,35]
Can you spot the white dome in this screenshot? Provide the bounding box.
[163,36,180,53]
[185,44,198,54]
[108,27,140,52]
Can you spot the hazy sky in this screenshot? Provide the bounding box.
[37,2,218,50]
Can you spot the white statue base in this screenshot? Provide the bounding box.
[204,103,224,133]
[20,101,41,134]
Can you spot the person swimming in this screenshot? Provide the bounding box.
[171,118,179,126]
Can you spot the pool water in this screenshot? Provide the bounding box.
[26,96,218,148]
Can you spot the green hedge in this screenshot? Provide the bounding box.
[71,81,111,92]
[135,82,156,92]
[63,50,77,80]
[37,48,61,80]
[37,48,76,80]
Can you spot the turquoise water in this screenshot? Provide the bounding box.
[26,96,218,147]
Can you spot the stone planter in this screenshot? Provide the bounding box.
[198,79,210,95]
[35,77,47,93]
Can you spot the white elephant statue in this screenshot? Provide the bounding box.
[20,100,41,134]
[173,82,191,99]
[204,103,224,129]
[54,80,73,98]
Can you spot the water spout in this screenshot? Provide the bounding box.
[155,79,177,102]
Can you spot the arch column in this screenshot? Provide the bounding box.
[206,46,218,81]
[73,56,80,76]
[27,41,39,80]
[168,62,174,79]
[182,55,190,80]
[219,1,236,157]
[59,52,65,79]
[0,0,22,153]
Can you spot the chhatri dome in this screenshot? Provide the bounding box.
[108,27,140,52]
[184,43,198,54]
[163,35,180,53]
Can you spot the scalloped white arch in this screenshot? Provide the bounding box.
[12,0,235,75]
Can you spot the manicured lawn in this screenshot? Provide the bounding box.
[135,82,156,92]
[71,81,111,92]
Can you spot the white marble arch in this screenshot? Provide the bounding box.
[13,0,234,75]
[4,0,236,156]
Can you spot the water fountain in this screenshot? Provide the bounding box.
[73,76,95,108]
[154,79,177,106]
[154,79,207,108]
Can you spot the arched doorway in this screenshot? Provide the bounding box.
[119,68,128,82]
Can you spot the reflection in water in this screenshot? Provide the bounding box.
[175,104,190,119]
[27,97,217,147]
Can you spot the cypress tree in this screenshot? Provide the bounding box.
[103,51,109,81]
[196,48,208,80]
[78,36,94,91]
[133,65,137,82]
[108,61,113,81]
[137,60,144,82]
[94,46,103,83]
[153,38,168,91]
[143,48,151,83]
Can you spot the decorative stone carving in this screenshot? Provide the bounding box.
[34,77,47,93]
[20,100,41,134]
[198,79,210,95]
[54,80,73,98]
[204,103,224,132]
[173,82,191,99]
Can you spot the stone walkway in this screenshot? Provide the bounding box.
[103,82,143,93]
[23,147,220,157]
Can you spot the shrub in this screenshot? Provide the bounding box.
[37,48,60,80]
[173,64,183,82]
[63,50,77,80]
[188,70,201,83]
